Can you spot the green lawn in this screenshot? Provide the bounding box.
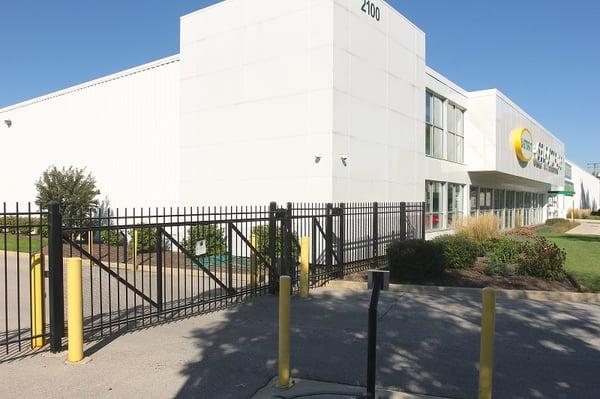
[0,234,47,253]
[538,228,600,292]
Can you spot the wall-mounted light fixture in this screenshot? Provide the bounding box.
[340,154,348,166]
[314,153,322,164]
[4,119,11,128]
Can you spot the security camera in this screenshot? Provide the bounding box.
[4,119,11,128]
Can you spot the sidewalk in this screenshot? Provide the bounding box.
[566,219,600,235]
[1,285,599,398]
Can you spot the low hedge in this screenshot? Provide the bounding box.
[387,240,445,281]
[433,235,479,269]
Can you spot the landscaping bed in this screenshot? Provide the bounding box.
[345,216,585,293]
[344,258,579,292]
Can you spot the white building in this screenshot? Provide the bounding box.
[1,0,599,232]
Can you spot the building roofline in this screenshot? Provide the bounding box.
[468,88,565,147]
[425,66,468,97]
[0,54,181,113]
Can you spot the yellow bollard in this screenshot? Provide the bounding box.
[133,229,138,270]
[67,257,84,363]
[30,253,45,348]
[299,237,309,299]
[478,287,497,399]
[278,275,292,388]
[251,234,258,289]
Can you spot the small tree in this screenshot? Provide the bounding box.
[35,166,100,222]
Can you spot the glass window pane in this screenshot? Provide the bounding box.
[434,127,443,158]
[470,187,478,209]
[447,104,456,132]
[426,93,432,123]
[456,135,464,163]
[447,133,456,162]
[433,96,443,127]
[456,109,464,135]
[425,125,432,155]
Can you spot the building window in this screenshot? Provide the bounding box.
[565,163,572,180]
[447,103,464,163]
[448,183,464,227]
[425,92,444,158]
[470,186,478,216]
[426,181,444,231]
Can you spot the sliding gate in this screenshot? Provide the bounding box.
[1,200,423,357]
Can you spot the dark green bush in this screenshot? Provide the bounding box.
[592,209,600,217]
[545,218,570,226]
[183,224,226,256]
[135,227,158,253]
[251,225,300,260]
[100,229,127,246]
[1,216,40,235]
[484,261,517,277]
[486,236,528,265]
[433,234,479,269]
[517,237,566,280]
[387,239,445,281]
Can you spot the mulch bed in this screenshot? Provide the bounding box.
[344,258,579,292]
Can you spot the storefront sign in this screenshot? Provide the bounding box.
[512,128,533,163]
[511,127,563,175]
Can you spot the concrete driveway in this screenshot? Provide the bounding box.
[0,286,599,399]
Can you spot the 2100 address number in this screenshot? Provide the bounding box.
[361,0,381,21]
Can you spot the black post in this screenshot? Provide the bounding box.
[400,202,407,241]
[268,202,277,294]
[47,201,65,353]
[281,207,290,277]
[325,203,333,274]
[338,203,346,279]
[366,272,383,399]
[286,203,294,284]
[227,222,233,296]
[372,202,379,264]
[311,217,317,284]
[421,201,426,240]
[156,228,163,313]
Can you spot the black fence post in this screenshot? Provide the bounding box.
[227,222,234,296]
[400,202,407,241]
[325,203,333,274]
[366,272,383,398]
[286,202,295,284]
[372,202,379,265]
[156,228,163,313]
[421,201,427,240]
[268,202,277,294]
[47,201,65,353]
[338,203,345,279]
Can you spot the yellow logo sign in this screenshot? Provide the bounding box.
[512,128,533,163]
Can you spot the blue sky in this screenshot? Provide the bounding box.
[1,0,598,167]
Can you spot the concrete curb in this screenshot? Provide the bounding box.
[329,280,600,303]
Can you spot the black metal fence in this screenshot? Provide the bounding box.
[1,200,424,358]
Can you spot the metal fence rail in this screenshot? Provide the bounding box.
[1,200,424,357]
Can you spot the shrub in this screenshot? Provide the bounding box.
[433,234,479,269]
[183,224,226,256]
[506,227,537,239]
[100,229,127,246]
[486,236,528,265]
[452,214,501,242]
[567,208,592,219]
[135,227,158,253]
[592,209,600,217]
[1,216,40,235]
[387,240,445,281]
[251,225,300,261]
[542,219,579,234]
[517,237,566,280]
[35,166,100,224]
[484,261,517,277]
